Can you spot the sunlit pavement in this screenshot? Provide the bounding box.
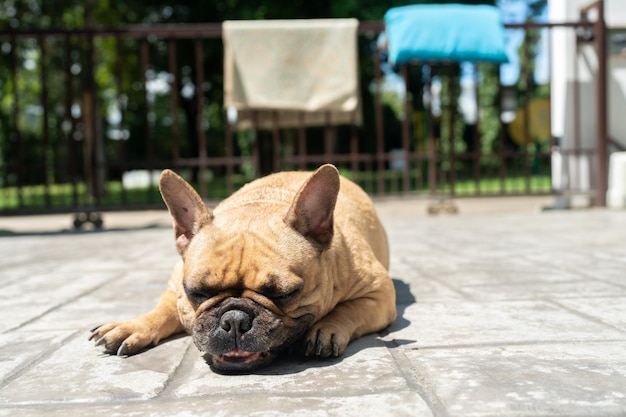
[1,196,625,417]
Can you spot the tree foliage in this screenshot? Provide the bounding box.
[1,0,501,189]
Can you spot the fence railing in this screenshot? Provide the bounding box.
[0,13,608,218]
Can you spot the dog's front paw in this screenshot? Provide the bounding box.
[89,320,155,356]
[303,322,350,358]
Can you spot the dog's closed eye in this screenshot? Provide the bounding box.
[185,286,216,305]
[261,284,303,303]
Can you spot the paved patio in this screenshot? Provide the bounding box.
[1,196,625,416]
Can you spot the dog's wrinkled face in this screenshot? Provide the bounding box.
[160,165,339,373]
[182,223,321,373]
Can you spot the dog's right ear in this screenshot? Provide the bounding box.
[284,164,340,249]
[159,170,213,255]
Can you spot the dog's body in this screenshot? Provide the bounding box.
[91,164,396,373]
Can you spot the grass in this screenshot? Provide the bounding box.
[0,171,553,212]
[346,169,552,197]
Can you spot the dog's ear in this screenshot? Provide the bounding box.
[159,170,213,255]
[285,164,340,248]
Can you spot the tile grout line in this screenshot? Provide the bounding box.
[544,297,626,335]
[0,330,82,391]
[411,338,626,351]
[2,273,128,335]
[154,340,195,400]
[384,339,451,417]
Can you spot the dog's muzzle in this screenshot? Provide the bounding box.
[193,300,281,374]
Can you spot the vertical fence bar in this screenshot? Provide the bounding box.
[547,26,555,193]
[194,39,208,198]
[272,111,281,173]
[298,112,306,170]
[224,109,234,195]
[324,111,333,161]
[497,68,507,193]
[141,39,156,203]
[447,64,457,197]
[10,34,24,208]
[39,35,51,207]
[116,35,128,205]
[400,64,411,193]
[85,31,104,207]
[426,67,437,195]
[350,112,359,181]
[573,28,581,191]
[168,39,181,164]
[373,47,385,195]
[473,62,481,194]
[64,34,78,207]
[522,28,532,193]
[251,111,260,178]
[594,0,608,206]
[413,66,423,193]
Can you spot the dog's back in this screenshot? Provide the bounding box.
[214,171,389,269]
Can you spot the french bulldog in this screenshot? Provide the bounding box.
[90,164,396,373]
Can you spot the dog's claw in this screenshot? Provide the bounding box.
[117,342,129,356]
[88,326,103,341]
[315,340,322,356]
[95,337,106,347]
[332,342,339,357]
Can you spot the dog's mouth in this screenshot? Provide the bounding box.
[219,348,271,363]
[203,348,277,374]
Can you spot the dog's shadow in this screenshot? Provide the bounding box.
[256,278,416,375]
[387,277,416,336]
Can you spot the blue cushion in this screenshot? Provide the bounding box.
[384,4,509,64]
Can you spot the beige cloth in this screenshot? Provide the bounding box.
[223,19,361,130]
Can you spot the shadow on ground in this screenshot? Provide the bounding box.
[252,277,416,375]
[0,223,168,237]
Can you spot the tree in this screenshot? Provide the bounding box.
[0,0,496,193]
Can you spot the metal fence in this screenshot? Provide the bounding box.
[0,7,609,220]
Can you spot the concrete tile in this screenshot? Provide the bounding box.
[571,261,626,287]
[384,300,626,349]
[556,297,626,331]
[172,336,409,398]
[458,280,623,301]
[0,271,122,333]
[0,331,75,382]
[403,342,626,417]
[392,276,466,303]
[0,261,62,284]
[0,391,432,417]
[0,332,191,404]
[20,270,171,332]
[0,271,118,302]
[416,261,585,287]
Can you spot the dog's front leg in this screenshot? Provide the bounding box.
[303,290,397,358]
[90,286,185,356]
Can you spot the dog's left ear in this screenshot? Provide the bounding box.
[159,169,213,255]
[285,164,340,248]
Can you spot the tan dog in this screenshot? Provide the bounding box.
[90,164,396,373]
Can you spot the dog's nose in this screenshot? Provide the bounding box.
[220,309,252,338]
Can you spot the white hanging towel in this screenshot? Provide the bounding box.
[223,18,361,129]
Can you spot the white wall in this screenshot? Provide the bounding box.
[606,0,626,28]
[550,0,626,196]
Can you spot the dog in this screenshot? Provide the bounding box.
[90,164,396,373]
